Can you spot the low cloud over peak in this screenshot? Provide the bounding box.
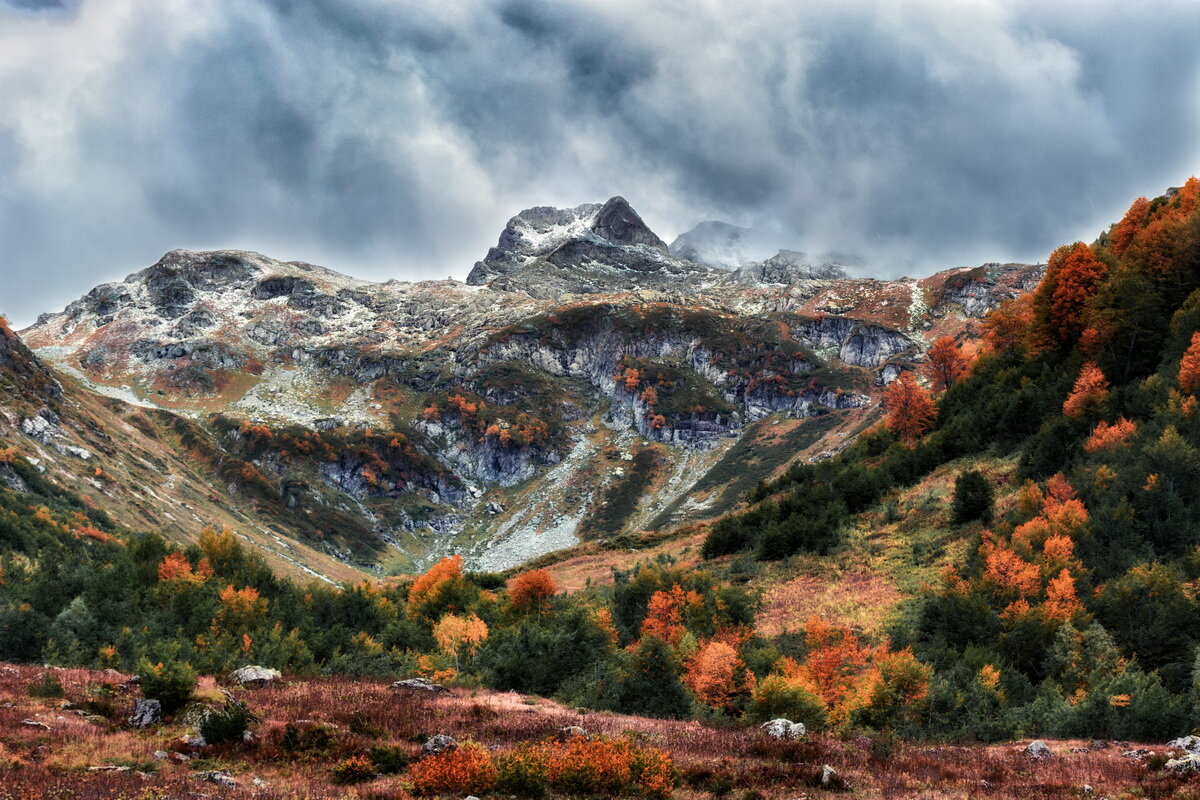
[1,0,1197,325]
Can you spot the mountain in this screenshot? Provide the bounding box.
[466,196,727,297]
[669,220,860,282]
[7,182,1199,770]
[14,198,1041,577]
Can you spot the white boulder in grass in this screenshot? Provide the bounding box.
[229,665,282,688]
[760,718,807,740]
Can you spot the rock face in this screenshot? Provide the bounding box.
[229,665,282,688]
[129,698,162,728]
[761,718,807,740]
[15,194,1041,577]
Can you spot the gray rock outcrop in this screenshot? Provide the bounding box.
[761,718,807,740]
[229,665,282,688]
[129,698,162,728]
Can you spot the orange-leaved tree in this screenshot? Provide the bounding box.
[981,295,1033,353]
[157,551,213,584]
[1044,568,1083,621]
[1062,362,1110,418]
[1178,331,1200,395]
[1032,242,1107,349]
[883,372,936,441]
[1084,417,1137,453]
[683,638,754,711]
[640,585,701,646]
[508,568,557,612]
[925,336,969,391]
[407,555,467,617]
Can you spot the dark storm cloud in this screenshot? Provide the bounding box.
[1,0,1198,325]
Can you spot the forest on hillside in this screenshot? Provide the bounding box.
[2,179,1200,745]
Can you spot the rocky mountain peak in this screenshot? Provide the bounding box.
[466,197,720,297]
[590,196,667,251]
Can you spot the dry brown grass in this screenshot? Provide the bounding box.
[0,662,1191,800]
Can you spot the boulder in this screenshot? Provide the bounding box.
[168,734,208,755]
[760,718,806,740]
[128,698,162,728]
[197,770,238,788]
[1168,735,1200,754]
[1023,740,1054,760]
[229,665,282,688]
[392,677,450,695]
[1167,753,1200,773]
[422,734,458,756]
[819,764,849,790]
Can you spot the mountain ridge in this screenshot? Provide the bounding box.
[12,197,1042,576]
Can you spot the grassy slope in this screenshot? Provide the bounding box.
[0,662,1184,800]
[0,369,363,586]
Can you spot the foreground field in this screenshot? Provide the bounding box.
[0,663,1193,800]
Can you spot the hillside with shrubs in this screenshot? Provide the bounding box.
[0,179,1199,796]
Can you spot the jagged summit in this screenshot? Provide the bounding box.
[466,196,721,297]
[590,196,667,250]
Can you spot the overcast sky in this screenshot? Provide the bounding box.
[1,0,1198,326]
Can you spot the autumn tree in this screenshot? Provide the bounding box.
[1032,242,1108,349]
[157,551,213,584]
[216,585,267,632]
[1062,362,1110,418]
[407,555,468,617]
[981,295,1033,353]
[640,586,701,646]
[798,617,868,713]
[1108,196,1150,256]
[1084,417,1138,453]
[1178,331,1200,395]
[684,639,753,711]
[882,372,937,442]
[434,613,489,669]
[1044,569,1083,621]
[508,569,557,612]
[926,336,968,391]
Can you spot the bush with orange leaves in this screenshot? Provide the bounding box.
[0,447,19,464]
[926,336,969,391]
[156,551,213,584]
[507,568,557,612]
[492,736,675,800]
[640,585,702,646]
[1179,331,1200,395]
[981,294,1033,353]
[409,740,497,796]
[1084,417,1137,453]
[1062,362,1110,418]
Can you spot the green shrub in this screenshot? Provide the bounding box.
[27,672,64,698]
[368,745,411,775]
[135,658,197,714]
[279,721,337,758]
[199,694,257,745]
[951,469,994,524]
[746,674,827,731]
[331,753,377,784]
